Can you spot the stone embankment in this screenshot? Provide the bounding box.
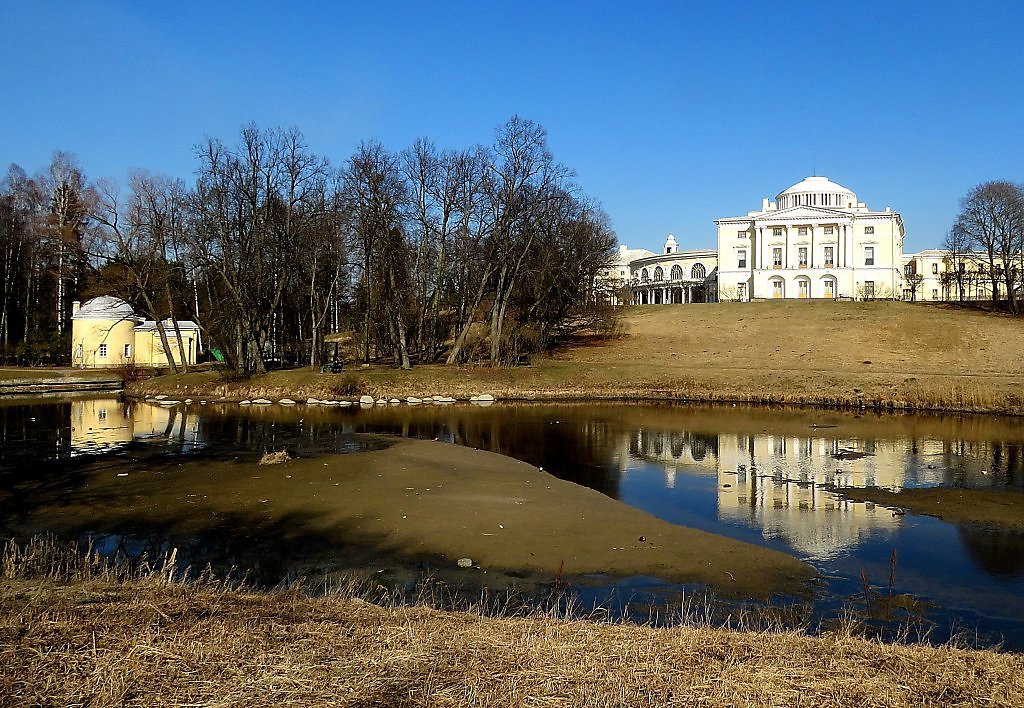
[0,371,123,396]
[140,392,497,407]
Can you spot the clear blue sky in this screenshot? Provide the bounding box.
[2,0,1021,253]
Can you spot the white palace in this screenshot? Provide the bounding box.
[603,175,1001,304]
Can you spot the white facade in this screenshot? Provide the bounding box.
[715,176,905,301]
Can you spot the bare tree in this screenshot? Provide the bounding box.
[187,125,328,374]
[942,226,973,301]
[341,142,411,367]
[954,181,1024,313]
[92,172,193,372]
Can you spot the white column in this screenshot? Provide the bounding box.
[809,225,815,269]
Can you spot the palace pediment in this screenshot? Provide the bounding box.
[755,205,851,222]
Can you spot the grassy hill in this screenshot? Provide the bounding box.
[133,301,1024,415]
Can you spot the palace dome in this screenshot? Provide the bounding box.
[73,295,138,320]
[776,176,856,210]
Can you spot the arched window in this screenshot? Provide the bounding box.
[691,263,707,280]
[641,268,649,282]
[670,264,683,280]
[654,266,664,281]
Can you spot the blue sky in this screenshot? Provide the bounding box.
[2,1,1021,253]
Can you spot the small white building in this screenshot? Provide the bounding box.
[716,176,905,301]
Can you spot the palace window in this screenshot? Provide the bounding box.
[864,226,875,234]
[654,266,664,281]
[772,279,784,298]
[737,230,747,238]
[798,278,809,298]
[773,248,783,267]
[798,247,808,267]
[864,247,875,266]
[641,268,649,282]
[864,281,875,299]
[932,263,939,274]
[737,250,747,268]
[691,263,707,280]
[932,289,939,300]
[798,227,808,236]
[824,246,834,267]
[671,264,683,280]
[824,226,834,235]
[773,227,783,236]
[98,343,108,358]
[123,343,131,358]
[823,279,835,298]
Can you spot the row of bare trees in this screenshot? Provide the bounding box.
[1,117,617,372]
[946,181,1024,313]
[0,153,94,363]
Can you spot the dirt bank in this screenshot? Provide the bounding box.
[836,486,1024,531]
[1,436,811,598]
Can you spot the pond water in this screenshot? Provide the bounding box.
[2,395,1023,648]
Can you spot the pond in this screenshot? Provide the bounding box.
[2,395,1023,648]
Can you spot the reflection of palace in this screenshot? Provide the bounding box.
[70,399,203,454]
[618,426,1021,561]
[715,432,905,560]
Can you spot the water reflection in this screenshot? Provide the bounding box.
[70,398,204,454]
[2,396,1023,647]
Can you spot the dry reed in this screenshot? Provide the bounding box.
[2,537,1022,707]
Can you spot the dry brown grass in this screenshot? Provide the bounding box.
[2,538,1022,707]
[129,301,1024,415]
[259,448,292,465]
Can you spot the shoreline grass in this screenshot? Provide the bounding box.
[3,537,1023,707]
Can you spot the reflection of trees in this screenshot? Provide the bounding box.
[958,525,1024,580]
[0,400,72,471]
[629,429,717,465]
[350,407,623,498]
[943,441,1024,489]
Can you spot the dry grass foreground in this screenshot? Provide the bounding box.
[4,437,810,598]
[131,301,1024,415]
[2,561,1022,707]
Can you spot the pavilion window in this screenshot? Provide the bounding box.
[824,246,834,267]
[798,247,808,267]
[864,246,875,266]
[737,250,747,268]
[773,248,783,268]
[773,227,783,236]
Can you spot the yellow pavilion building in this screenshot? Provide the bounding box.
[70,295,200,369]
